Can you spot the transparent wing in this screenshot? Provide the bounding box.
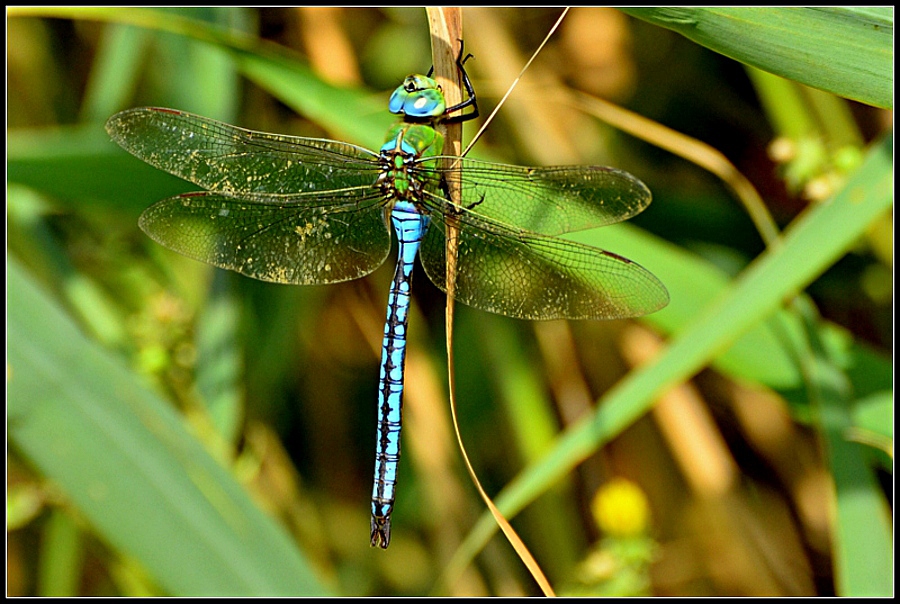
[140,192,392,285]
[419,206,668,320]
[422,157,652,236]
[106,107,383,206]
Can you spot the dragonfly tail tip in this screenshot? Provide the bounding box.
[370,514,392,549]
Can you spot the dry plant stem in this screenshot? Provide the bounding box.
[426,7,556,598]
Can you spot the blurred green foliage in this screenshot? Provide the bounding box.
[7,7,892,597]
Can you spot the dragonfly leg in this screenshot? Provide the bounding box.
[442,40,479,124]
[465,192,486,211]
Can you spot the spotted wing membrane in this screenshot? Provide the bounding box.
[107,108,393,284]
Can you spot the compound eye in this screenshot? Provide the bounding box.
[388,75,444,117]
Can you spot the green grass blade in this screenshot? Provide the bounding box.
[795,299,893,596]
[80,23,152,123]
[8,258,329,596]
[11,6,392,148]
[572,224,806,389]
[7,125,194,212]
[37,510,83,597]
[621,7,893,109]
[450,133,893,574]
[568,222,893,405]
[195,275,245,445]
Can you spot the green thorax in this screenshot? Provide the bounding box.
[378,123,444,200]
[381,122,443,158]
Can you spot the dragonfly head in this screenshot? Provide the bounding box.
[389,74,446,119]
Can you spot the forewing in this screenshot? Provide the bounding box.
[140,192,391,285]
[419,208,668,320]
[106,107,381,204]
[425,158,652,236]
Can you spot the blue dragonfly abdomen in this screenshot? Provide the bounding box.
[371,199,430,548]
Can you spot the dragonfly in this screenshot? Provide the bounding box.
[106,49,668,549]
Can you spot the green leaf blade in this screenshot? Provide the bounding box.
[622,7,893,108]
[8,259,329,596]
